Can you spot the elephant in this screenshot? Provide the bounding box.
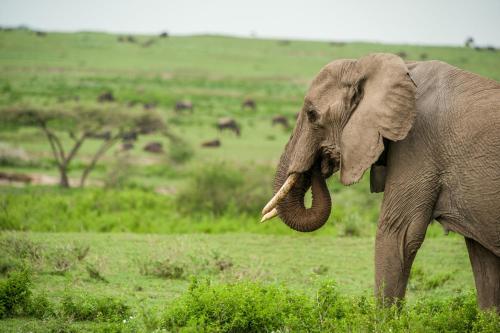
[261,53,500,311]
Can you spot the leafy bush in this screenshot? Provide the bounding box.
[0,270,32,318]
[176,163,272,216]
[61,294,130,322]
[161,279,500,333]
[27,293,56,319]
[161,278,315,332]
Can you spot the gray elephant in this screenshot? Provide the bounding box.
[261,53,500,311]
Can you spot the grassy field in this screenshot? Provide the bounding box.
[0,231,481,332]
[1,28,500,331]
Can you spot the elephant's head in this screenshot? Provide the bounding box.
[261,53,416,232]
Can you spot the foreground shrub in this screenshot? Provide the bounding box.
[0,270,31,318]
[161,279,500,333]
[61,294,131,322]
[161,278,315,332]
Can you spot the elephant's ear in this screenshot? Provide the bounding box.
[340,53,416,185]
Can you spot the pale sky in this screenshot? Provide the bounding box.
[1,0,499,46]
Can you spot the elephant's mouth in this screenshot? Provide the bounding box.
[260,149,339,224]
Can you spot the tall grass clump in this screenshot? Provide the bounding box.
[61,294,131,322]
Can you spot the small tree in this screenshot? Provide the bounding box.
[0,104,168,188]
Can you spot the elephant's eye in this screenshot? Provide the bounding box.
[306,108,318,123]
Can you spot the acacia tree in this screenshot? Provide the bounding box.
[1,105,168,188]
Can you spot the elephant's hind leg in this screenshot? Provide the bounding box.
[465,237,500,313]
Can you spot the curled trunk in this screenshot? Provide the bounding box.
[273,154,332,232]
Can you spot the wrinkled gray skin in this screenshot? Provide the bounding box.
[272,53,500,311]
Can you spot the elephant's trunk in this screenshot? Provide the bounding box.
[272,154,332,232]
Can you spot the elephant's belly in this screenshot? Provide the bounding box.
[433,170,500,257]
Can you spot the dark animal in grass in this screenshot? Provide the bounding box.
[121,142,134,151]
[144,142,163,154]
[217,117,240,136]
[159,32,169,38]
[271,115,290,129]
[0,172,32,184]
[97,91,114,103]
[261,53,500,312]
[242,98,256,110]
[201,139,221,148]
[174,101,193,112]
[35,31,46,37]
[121,131,137,142]
[396,51,407,59]
[143,102,157,110]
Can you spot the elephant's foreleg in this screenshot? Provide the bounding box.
[375,215,430,303]
[465,237,500,313]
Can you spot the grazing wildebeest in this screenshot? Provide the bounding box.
[242,98,256,110]
[121,131,138,141]
[175,101,194,112]
[201,139,221,148]
[396,51,407,59]
[121,142,134,151]
[143,102,157,110]
[97,91,114,103]
[159,32,169,38]
[143,142,163,154]
[217,117,240,136]
[271,115,290,129]
[0,172,32,184]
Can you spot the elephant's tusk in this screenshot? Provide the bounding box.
[260,208,278,223]
[261,173,299,215]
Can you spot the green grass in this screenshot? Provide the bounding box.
[0,231,484,332]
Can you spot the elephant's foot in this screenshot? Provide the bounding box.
[465,237,500,313]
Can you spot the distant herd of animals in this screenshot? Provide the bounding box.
[93,91,290,151]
